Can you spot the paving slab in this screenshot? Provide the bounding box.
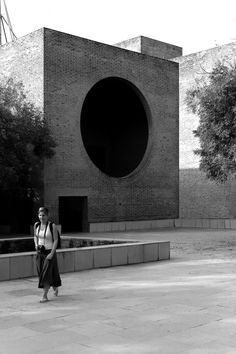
[1,228,236,353]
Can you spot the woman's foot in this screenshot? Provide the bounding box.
[40,288,49,303]
[53,287,58,297]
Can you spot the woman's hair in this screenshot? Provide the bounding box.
[38,207,49,215]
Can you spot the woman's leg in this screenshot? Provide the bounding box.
[38,252,61,302]
[40,286,50,302]
[51,253,61,297]
[38,253,52,301]
[53,286,58,296]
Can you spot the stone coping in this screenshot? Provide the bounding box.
[0,240,170,282]
[0,240,154,257]
[89,219,175,232]
[0,235,134,242]
[89,218,236,232]
[175,218,236,229]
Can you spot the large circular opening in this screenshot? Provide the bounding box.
[80,77,149,177]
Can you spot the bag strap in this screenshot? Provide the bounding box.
[49,221,54,242]
[35,222,40,246]
[49,221,61,248]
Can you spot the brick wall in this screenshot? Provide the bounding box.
[43,28,179,223]
[180,169,236,218]
[115,36,182,60]
[0,29,44,110]
[116,34,236,219]
[0,29,179,226]
[173,42,236,218]
[115,36,141,53]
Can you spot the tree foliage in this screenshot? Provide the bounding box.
[185,62,236,183]
[0,78,56,199]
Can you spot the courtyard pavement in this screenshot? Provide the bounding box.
[1,228,236,353]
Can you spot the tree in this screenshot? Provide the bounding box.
[185,62,236,183]
[0,78,56,200]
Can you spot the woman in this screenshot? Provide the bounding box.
[34,207,62,303]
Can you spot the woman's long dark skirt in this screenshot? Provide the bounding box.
[36,250,62,289]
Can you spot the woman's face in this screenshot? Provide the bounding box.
[38,212,49,224]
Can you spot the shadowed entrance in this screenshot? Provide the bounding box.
[59,196,88,233]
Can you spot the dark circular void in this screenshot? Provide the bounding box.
[80,78,149,177]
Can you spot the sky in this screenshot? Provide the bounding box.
[2,0,236,55]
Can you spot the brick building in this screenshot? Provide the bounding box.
[173,45,236,219]
[0,28,179,232]
[118,36,236,220]
[2,27,232,234]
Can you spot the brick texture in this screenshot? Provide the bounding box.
[0,29,44,110]
[0,28,179,225]
[180,169,236,218]
[115,36,182,60]
[43,28,179,223]
[173,42,236,218]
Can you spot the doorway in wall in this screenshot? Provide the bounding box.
[59,196,89,233]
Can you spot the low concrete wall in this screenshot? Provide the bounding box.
[90,218,236,232]
[0,240,170,281]
[90,219,175,232]
[175,219,236,229]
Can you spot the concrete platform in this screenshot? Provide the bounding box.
[1,228,236,353]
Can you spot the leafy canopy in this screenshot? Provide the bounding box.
[0,78,56,198]
[185,62,236,183]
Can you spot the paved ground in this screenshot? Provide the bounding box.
[1,228,236,353]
